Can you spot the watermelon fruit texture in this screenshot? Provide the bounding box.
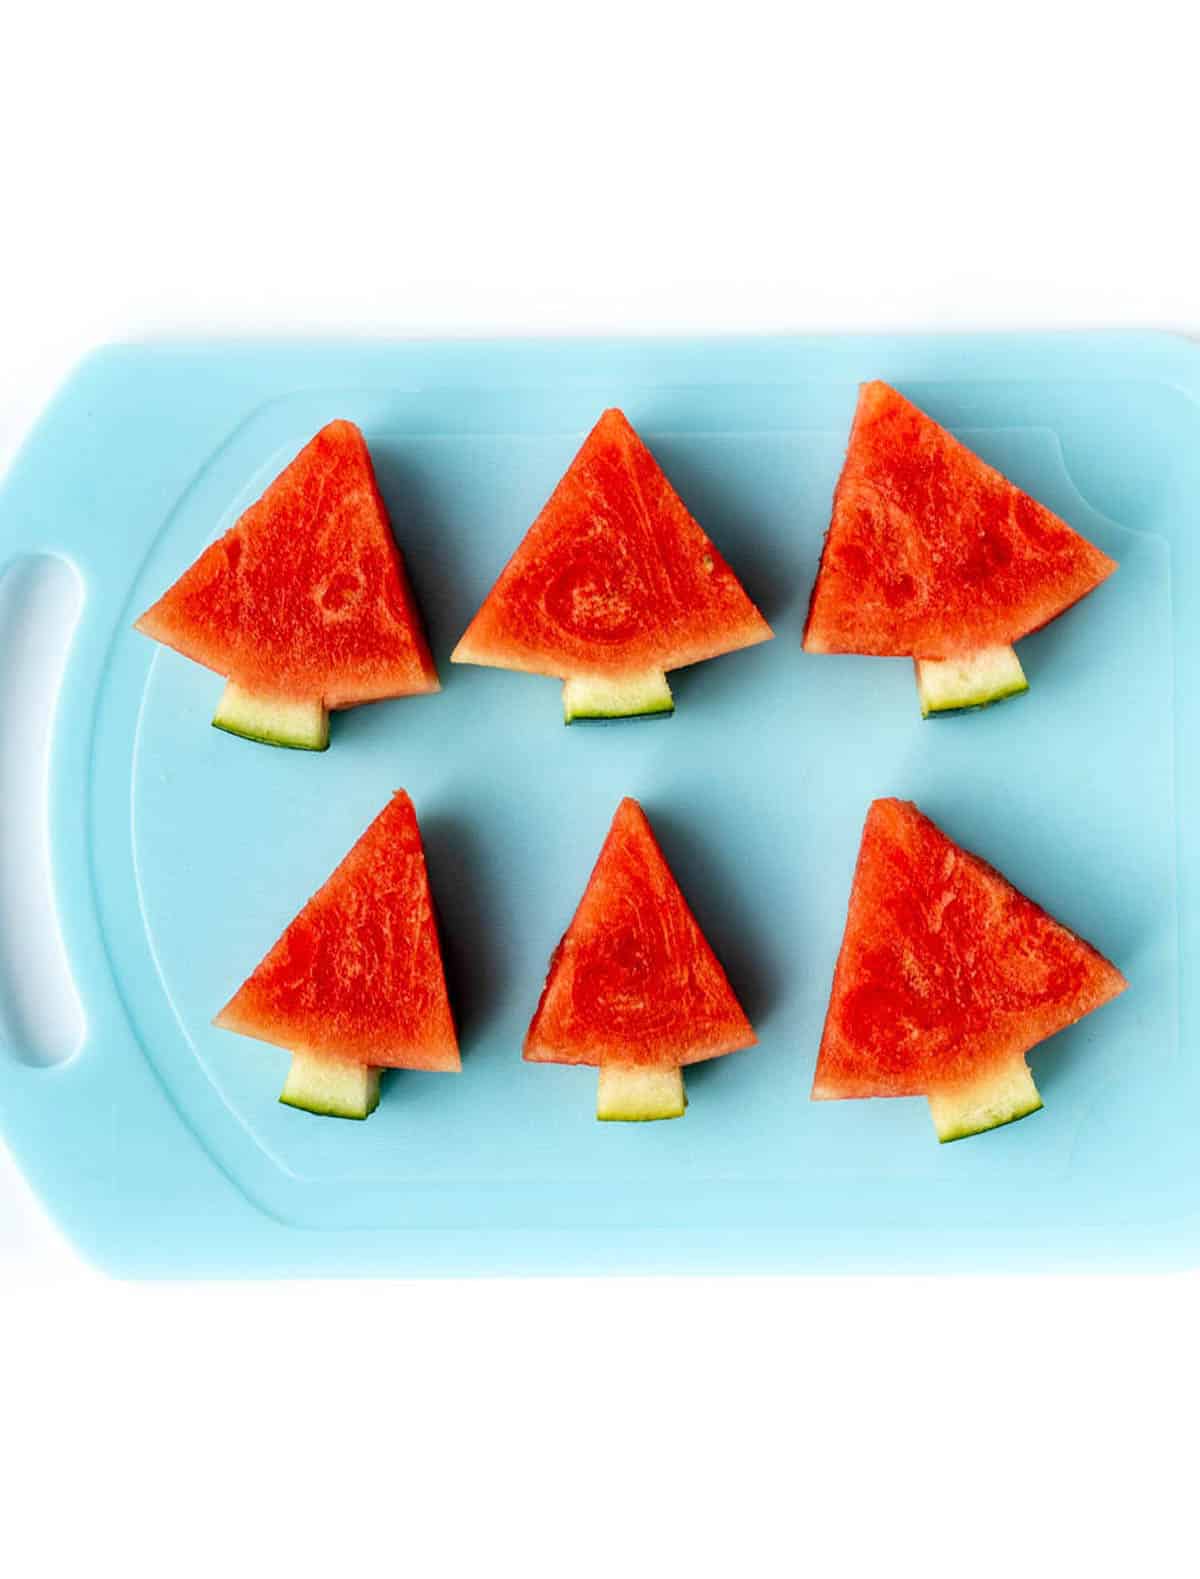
[215,790,458,1119]
[135,420,439,750]
[451,408,773,722]
[524,797,757,1120]
[803,382,1118,716]
[812,799,1127,1142]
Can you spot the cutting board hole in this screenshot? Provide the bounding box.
[0,555,85,1066]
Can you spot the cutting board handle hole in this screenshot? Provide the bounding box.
[0,555,85,1066]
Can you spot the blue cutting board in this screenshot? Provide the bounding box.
[0,333,1194,1277]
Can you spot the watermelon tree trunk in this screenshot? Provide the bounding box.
[927,1058,1042,1143]
[213,680,330,751]
[562,670,674,724]
[596,1064,687,1122]
[914,645,1028,719]
[279,1050,381,1120]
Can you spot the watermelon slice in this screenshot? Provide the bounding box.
[135,420,439,750]
[215,790,459,1118]
[451,409,772,721]
[803,382,1118,716]
[524,797,757,1119]
[812,799,1127,1142]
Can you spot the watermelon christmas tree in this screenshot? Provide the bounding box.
[215,791,459,1119]
[812,799,1127,1142]
[524,797,757,1120]
[136,420,439,750]
[452,408,773,721]
[803,382,1117,716]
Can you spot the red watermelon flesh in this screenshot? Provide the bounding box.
[136,420,438,712]
[803,382,1117,659]
[524,798,756,1071]
[812,799,1126,1137]
[216,790,459,1077]
[452,409,772,702]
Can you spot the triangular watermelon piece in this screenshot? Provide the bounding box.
[215,790,458,1119]
[136,420,439,750]
[452,409,772,722]
[524,797,756,1120]
[812,799,1127,1142]
[804,382,1117,717]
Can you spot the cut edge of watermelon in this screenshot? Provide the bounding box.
[915,645,1029,718]
[212,680,329,751]
[596,1064,687,1122]
[927,1058,1043,1143]
[562,669,674,724]
[279,1050,381,1120]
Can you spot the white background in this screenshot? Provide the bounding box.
[2,4,1197,1576]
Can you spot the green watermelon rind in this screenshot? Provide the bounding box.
[915,644,1029,719]
[596,1064,688,1122]
[928,1059,1043,1143]
[563,669,674,724]
[279,1050,381,1121]
[212,680,330,751]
